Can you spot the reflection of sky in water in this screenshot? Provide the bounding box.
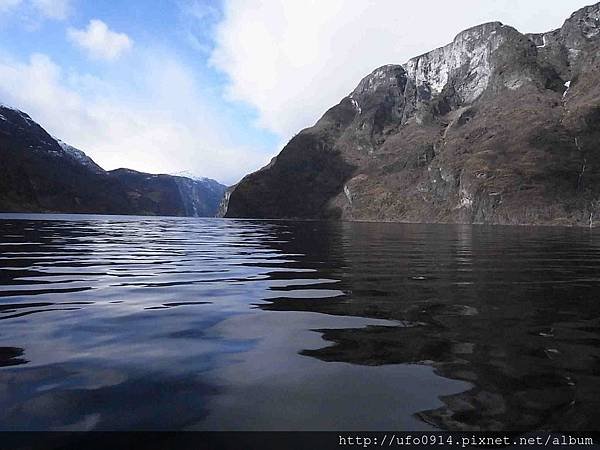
[1,214,600,430]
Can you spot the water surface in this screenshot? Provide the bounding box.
[0,214,599,431]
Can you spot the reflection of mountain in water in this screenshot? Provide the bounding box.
[1,217,600,431]
[259,222,600,431]
[0,347,26,368]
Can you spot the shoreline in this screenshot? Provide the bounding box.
[0,211,597,230]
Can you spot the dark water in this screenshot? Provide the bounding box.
[1,214,600,431]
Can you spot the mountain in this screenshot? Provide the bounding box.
[0,105,226,216]
[224,3,600,227]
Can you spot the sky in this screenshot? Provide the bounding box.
[0,0,594,185]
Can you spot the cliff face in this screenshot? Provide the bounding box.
[225,3,600,226]
[109,169,226,217]
[0,105,226,216]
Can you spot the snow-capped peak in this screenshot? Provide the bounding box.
[55,139,105,173]
[0,103,35,126]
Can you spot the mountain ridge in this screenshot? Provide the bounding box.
[223,2,600,227]
[0,104,226,217]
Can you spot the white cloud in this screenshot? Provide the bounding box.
[67,20,133,61]
[211,0,594,138]
[0,52,267,184]
[177,0,221,54]
[31,0,69,20]
[0,0,69,20]
[0,0,21,13]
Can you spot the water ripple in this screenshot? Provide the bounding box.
[1,214,600,431]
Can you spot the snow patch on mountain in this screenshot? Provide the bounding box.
[563,80,572,98]
[172,171,226,191]
[0,104,36,126]
[56,139,105,173]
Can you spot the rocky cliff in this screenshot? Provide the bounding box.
[224,3,600,226]
[0,105,226,216]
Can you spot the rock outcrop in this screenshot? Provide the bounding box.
[224,3,600,227]
[0,105,226,216]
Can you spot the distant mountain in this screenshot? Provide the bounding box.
[0,104,226,216]
[172,171,229,197]
[224,3,600,227]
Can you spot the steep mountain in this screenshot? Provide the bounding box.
[224,3,600,227]
[108,169,226,217]
[56,139,105,174]
[0,105,226,216]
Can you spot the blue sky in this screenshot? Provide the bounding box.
[0,0,279,185]
[0,0,594,185]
